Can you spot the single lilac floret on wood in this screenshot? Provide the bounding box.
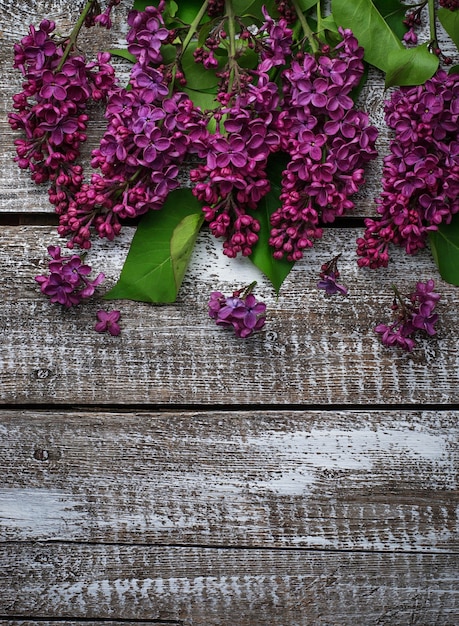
[208,283,266,338]
[374,280,440,351]
[317,254,348,296]
[95,309,121,336]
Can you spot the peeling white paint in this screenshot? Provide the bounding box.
[0,488,81,536]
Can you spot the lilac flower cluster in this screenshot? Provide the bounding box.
[60,2,209,249]
[357,70,459,269]
[8,16,117,246]
[317,254,348,296]
[269,29,378,261]
[208,283,267,338]
[374,280,440,351]
[190,73,282,257]
[189,8,294,258]
[192,20,377,261]
[35,245,104,307]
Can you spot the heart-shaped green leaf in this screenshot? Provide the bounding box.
[438,7,459,51]
[332,0,403,71]
[429,214,459,287]
[105,189,204,303]
[385,43,439,87]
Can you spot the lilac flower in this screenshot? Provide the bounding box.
[269,29,378,261]
[374,281,440,351]
[95,310,121,336]
[208,283,266,338]
[35,246,104,307]
[317,254,348,296]
[357,70,459,269]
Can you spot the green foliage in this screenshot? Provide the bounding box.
[385,43,439,87]
[249,154,294,294]
[332,0,404,71]
[108,48,137,63]
[438,7,459,51]
[332,0,438,85]
[373,0,409,40]
[105,189,204,303]
[429,215,459,287]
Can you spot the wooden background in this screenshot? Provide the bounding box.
[0,1,458,624]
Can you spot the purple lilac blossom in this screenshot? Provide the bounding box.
[374,280,440,351]
[208,285,266,338]
[35,245,104,307]
[9,16,118,250]
[357,70,459,269]
[269,28,378,262]
[95,309,121,336]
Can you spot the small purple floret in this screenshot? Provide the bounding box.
[94,309,121,336]
[208,283,266,338]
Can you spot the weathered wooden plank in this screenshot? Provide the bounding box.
[1,622,178,626]
[0,226,458,404]
[1,409,457,550]
[1,542,458,625]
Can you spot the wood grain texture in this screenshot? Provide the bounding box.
[1,409,458,550]
[1,2,459,624]
[1,543,458,625]
[1,226,458,404]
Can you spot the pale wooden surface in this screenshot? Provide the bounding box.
[0,0,458,624]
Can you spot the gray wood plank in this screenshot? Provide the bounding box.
[1,409,457,550]
[0,227,457,404]
[1,543,458,625]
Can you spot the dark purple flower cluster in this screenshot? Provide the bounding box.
[191,73,282,257]
[357,70,459,269]
[208,283,267,338]
[374,280,440,351]
[189,9,294,258]
[35,245,104,307]
[60,2,209,249]
[439,0,459,9]
[8,17,117,244]
[269,28,378,261]
[317,254,348,296]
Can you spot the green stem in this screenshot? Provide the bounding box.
[180,0,211,54]
[427,0,438,47]
[316,1,323,35]
[225,0,238,93]
[291,0,318,53]
[57,0,99,70]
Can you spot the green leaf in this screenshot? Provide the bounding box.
[438,7,459,52]
[181,43,222,90]
[373,0,409,40]
[332,0,403,71]
[429,214,459,286]
[232,0,271,19]
[170,212,204,287]
[104,189,204,303]
[385,43,439,87]
[296,0,318,12]
[108,48,136,63]
[249,154,294,293]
